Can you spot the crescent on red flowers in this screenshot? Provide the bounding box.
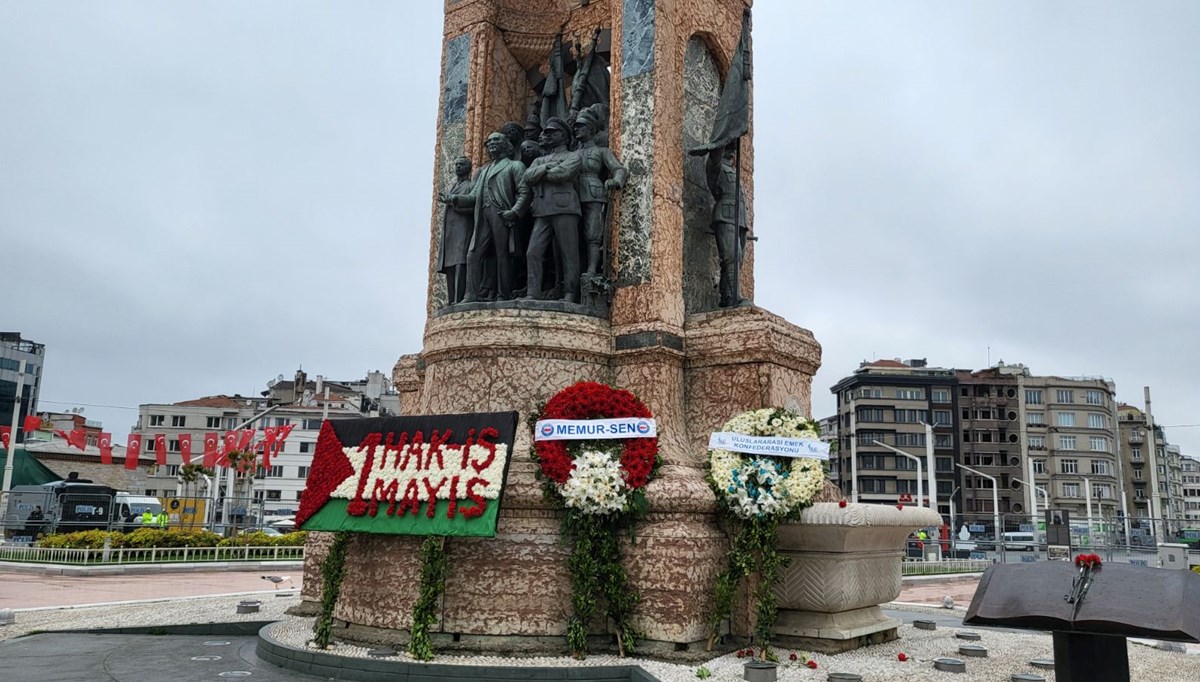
[532,381,659,508]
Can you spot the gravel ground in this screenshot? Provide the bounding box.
[4,596,1197,681]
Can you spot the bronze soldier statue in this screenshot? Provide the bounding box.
[523,117,583,303]
[437,156,474,304]
[707,142,749,307]
[573,105,626,277]
[512,140,543,294]
[441,133,531,302]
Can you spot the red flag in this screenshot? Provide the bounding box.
[203,432,219,467]
[98,432,113,465]
[23,415,42,433]
[273,423,297,457]
[68,428,88,451]
[221,430,239,467]
[179,433,193,466]
[259,426,278,468]
[54,429,70,442]
[0,426,10,450]
[237,428,255,452]
[125,434,142,470]
[154,433,167,465]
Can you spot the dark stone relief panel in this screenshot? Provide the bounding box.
[622,0,655,79]
[681,37,721,314]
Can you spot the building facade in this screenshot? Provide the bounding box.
[132,369,399,517]
[1182,454,1200,525]
[1,332,45,442]
[831,359,958,519]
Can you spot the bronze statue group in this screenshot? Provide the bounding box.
[438,28,748,310]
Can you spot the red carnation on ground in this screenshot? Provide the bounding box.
[806,659,818,669]
[897,503,904,510]
[789,652,798,661]
[898,652,908,661]
[839,499,848,508]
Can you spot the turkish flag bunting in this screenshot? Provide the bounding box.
[259,426,278,468]
[220,431,239,467]
[125,434,142,470]
[68,428,88,451]
[203,432,219,468]
[154,433,167,465]
[0,426,10,450]
[54,429,71,442]
[98,432,113,465]
[23,415,42,433]
[237,428,255,452]
[273,423,297,456]
[179,433,193,466]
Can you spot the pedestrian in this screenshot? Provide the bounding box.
[155,511,168,529]
[25,505,45,539]
[141,510,154,528]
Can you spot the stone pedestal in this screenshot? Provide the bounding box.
[770,503,942,653]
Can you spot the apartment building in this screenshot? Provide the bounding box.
[1182,455,1200,525]
[1,332,45,441]
[955,365,1027,519]
[132,369,399,515]
[1022,375,1121,523]
[1117,404,1169,522]
[831,359,957,519]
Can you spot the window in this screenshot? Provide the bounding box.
[859,454,884,470]
[149,415,165,426]
[1134,468,1143,480]
[975,409,993,420]
[303,419,323,430]
[265,465,284,478]
[894,433,926,447]
[936,456,953,472]
[1026,412,1045,425]
[1095,484,1112,499]
[858,408,885,422]
[299,442,312,454]
[1087,413,1107,429]
[896,479,919,493]
[1025,389,1043,405]
[225,417,239,430]
[171,415,186,427]
[896,388,923,400]
[895,456,918,471]
[266,490,282,501]
[977,430,994,443]
[858,387,882,399]
[298,466,310,479]
[1061,459,1078,474]
[859,478,883,493]
[1089,437,1109,452]
[962,430,971,443]
[1131,447,1142,461]
[206,416,221,428]
[1028,435,1046,450]
[1060,436,1077,450]
[935,434,954,448]
[1033,459,1047,474]
[1063,482,1080,498]
[274,417,290,427]
[857,431,887,446]
[1056,390,1074,404]
[168,439,180,453]
[937,480,953,494]
[163,465,180,477]
[1086,390,1106,406]
[932,389,950,404]
[961,387,970,397]
[894,409,928,423]
[933,410,951,425]
[1057,412,1076,427]
[1091,460,1109,476]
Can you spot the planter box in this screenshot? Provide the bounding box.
[771,503,941,652]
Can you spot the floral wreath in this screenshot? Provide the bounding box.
[705,407,827,654]
[531,381,661,658]
[533,381,658,516]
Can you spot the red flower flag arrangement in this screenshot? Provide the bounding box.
[530,381,661,658]
[0,426,10,450]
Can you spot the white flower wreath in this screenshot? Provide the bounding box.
[707,408,827,519]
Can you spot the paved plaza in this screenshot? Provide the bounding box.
[1,567,1197,681]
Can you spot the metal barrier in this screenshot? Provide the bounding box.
[901,559,992,576]
[0,543,304,565]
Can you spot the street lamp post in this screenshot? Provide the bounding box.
[848,399,859,503]
[958,463,1000,546]
[1014,477,1049,530]
[872,441,923,507]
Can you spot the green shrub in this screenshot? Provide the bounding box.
[217,530,307,547]
[37,530,123,549]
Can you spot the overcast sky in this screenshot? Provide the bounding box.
[2,2,1197,455]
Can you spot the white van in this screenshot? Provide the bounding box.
[114,493,164,530]
[1002,531,1036,551]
